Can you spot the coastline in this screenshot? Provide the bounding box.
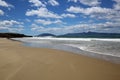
[13,37,120,64]
[0,38,120,80]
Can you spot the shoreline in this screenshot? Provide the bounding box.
[0,38,120,80]
[25,42,120,64]
[12,38,120,64]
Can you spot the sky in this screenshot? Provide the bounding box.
[0,0,120,35]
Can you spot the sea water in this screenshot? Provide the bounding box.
[12,37,120,63]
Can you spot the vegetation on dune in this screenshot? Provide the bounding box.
[0,33,32,38]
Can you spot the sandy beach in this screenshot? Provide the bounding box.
[0,38,120,80]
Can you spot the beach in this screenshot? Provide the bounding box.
[0,38,120,80]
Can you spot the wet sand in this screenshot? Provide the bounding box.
[0,38,120,80]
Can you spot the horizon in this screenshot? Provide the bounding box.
[0,0,120,35]
[1,31,120,36]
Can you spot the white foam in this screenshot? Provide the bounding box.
[66,44,120,57]
[12,37,120,42]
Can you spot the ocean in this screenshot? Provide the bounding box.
[12,37,120,64]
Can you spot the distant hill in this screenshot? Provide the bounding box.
[37,33,56,37]
[0,33,32,38]
[58,32,120,38]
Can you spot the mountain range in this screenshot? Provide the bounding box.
[37,32,120,38]
[0,32,120,38]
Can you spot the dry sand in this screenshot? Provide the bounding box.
[0,38,120,80]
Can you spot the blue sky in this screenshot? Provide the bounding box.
[0,0,120,35]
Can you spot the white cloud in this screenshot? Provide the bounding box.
[68,0,78,3]
[101,21,120,28]
[31,24,44,31]
[0,0,13,7]
[31,24,61,34]
[30,23,90,34]
[28,0,45,7]
[26,0,120,34]
[26,7,62,18]
[0,9,4,15]
[30,21,120,34]
[0,0,13,16]
[25,19,31,22]
[66,6,120,21]
[0,20,21,26]
[68,0,100,6]
[66,1,120,22]
[0,20,24,32]
[61,13,76,18]
[66,6,83,13]
[35,19,62,25]
[67,6,112,15]
[79,0,100,6]
[48,0,59,6]
[113,0,120,10]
